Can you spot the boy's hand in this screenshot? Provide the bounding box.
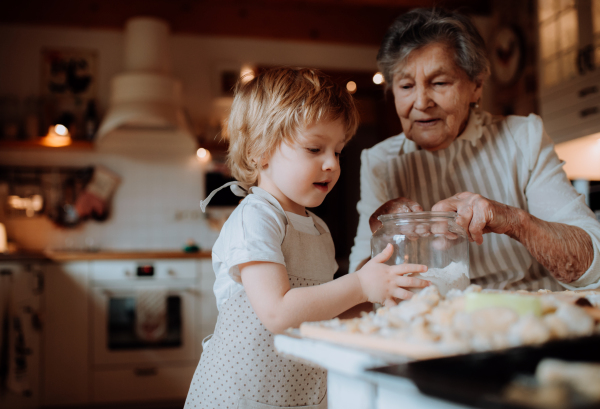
[356,243,429,304]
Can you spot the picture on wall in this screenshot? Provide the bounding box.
[40,48,99,139]
[41,47,98,99]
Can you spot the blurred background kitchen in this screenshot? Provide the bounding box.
[0,0,598,408]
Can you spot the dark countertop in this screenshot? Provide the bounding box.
[0,250,212,262]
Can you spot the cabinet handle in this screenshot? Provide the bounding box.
[134,367,158,377]
[584,45,595,72]
[578,49,586,75]
[577,45,596,75]
[580,106,599,118]
[579,85,599,98]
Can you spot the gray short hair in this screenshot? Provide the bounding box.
[377,8,490,88]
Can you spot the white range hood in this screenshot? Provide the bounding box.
[96,16,197,155]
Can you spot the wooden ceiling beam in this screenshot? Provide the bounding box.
[0,0,491,46]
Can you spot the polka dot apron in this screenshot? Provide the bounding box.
[186,200,336,408]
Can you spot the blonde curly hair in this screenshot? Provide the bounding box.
[226,67,360,185]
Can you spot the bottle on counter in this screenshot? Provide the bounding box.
[83,99,98,141]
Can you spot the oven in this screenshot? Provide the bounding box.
[90,260,200,367]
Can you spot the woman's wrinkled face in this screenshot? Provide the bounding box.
[392,42,483,151]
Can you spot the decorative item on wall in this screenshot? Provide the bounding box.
[41,48,97,98]
[0,166,120,228]
[211,61,242,98]
[490,25,525,86]
[40,48,98,140]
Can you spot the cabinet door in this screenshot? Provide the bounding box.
[42,262,90,406]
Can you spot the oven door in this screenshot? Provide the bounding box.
[91,281,198,366]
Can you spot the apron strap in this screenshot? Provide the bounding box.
[307,211,327,235]
[199,181,249,212]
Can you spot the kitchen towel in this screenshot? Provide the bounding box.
[135,288,168,343]
[0,269,11,390]
[0,269,33,396]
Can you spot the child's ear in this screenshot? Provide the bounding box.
[258,155,269,169]
[252,156,269,170]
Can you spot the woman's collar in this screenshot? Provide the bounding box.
[456,108,484,146]
[397,109,486,155]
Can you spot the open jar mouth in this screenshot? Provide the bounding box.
[377,211,457,223]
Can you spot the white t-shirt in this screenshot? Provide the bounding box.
[211,187,333,311]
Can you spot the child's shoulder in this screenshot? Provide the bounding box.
[221,192,288,238]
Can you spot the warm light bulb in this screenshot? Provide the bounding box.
[373,72,384,85]
[54,124,68,136]
[346,81,357,93]
[40,124,71,147]
[196,148,212,164]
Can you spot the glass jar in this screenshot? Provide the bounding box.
[371,211,470,296]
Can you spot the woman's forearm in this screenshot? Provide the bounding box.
[509,208,594,283]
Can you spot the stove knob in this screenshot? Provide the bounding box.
[125,270,132,277]
[168,269,176,276]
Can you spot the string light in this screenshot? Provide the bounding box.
[346,81,357,94]
[240,65,255,83]
[373,72,384,85]
[196,148,212,164]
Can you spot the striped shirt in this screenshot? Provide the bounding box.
[349,109,600,291]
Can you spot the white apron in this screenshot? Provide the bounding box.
[186,187,336,408]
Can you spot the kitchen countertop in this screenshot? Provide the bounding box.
[1,249,212,261]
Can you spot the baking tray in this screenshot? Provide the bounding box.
[367,335,600,409]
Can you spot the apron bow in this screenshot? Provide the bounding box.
[199,181,249,212]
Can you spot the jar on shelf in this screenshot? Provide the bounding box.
[371,211,470,295]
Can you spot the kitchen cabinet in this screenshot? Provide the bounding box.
[41,262,90,406]
[538,0,600,143]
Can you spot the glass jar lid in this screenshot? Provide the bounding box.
[377,211,457,222]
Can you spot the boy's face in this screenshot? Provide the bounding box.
[259,117,346,216]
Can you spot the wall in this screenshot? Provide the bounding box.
[0,24,379,251]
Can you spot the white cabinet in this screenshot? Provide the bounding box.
[538,0,600,143]
[41,262,90,406]
[0,262,44,409]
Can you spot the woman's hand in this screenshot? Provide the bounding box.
[432,191,593,283]
[431,191,521,244]
[369,197,423,233]
[356,243,430,304]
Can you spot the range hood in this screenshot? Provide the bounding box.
[96,16,197,155]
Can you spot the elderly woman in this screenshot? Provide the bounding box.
[349,8,600,292]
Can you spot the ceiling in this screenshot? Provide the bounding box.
[0,0,491,45]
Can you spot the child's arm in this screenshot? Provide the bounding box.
[240,244,429,334]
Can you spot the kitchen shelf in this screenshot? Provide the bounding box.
[43,249,212,261]
[0,139,95,150]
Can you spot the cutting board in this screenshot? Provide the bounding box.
[299,291,600,360]
[299,322,448,360]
